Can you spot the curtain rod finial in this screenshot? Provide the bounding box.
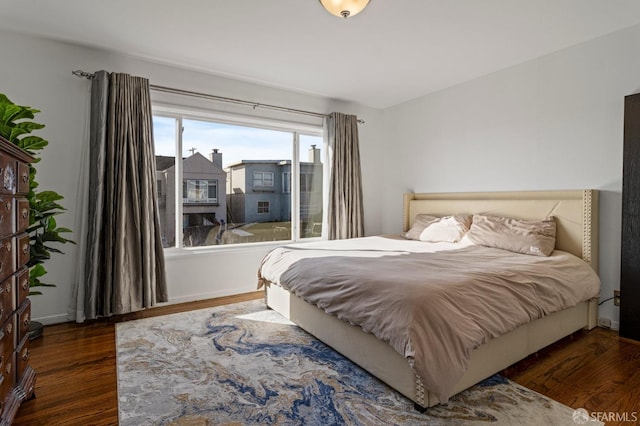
[72,70,96,80]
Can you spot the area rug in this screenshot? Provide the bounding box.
[116,299,599,425]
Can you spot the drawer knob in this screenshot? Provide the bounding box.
[4,202,9,211]
[6,323,12,334]
[22,349,30,362]
[23,316,30,327]
[5,361,11,375]
[22,209,28,219]
[22,244,28,255]
[22,280,28,291]
[22,174,28,183]
[5,242,10,252]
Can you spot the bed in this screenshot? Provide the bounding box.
[259,190,600,409]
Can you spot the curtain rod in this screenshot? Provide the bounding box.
[72,70,364,124]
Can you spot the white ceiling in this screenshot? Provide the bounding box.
[2,0,640,109]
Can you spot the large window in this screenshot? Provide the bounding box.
[153,108,324,248]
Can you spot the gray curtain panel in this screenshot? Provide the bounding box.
[81,71,168,320]
[328,112,365,240]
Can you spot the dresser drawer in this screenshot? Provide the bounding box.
[0,198,13,237]
[15,269,28,310]
[0,357,5,416]
[0,329,14,398]
[15,335,29,383]
[16,198,28,234]
[16,234,29,270]
[0,277,13,326]
[0,239,14,284]
[1,313,15,351]
[0,329,7,384]
[16,300,30,346]
[16,162,29,196]
[0,157,16,195]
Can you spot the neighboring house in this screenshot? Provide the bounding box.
[157,150,227,246]
[226,146,323,231]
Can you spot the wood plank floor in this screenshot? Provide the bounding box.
[14,292,640,426]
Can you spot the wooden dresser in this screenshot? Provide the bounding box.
[0,136,36,425]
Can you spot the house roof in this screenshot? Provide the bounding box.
[156,155,175,171]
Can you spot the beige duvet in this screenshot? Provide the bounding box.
[257,236,600,403]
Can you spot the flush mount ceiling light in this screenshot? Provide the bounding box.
[319,0,371,18]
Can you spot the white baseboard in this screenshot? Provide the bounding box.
[596,316,620,332]
[162,288,261,306]
[33,288,261,325]
[33,313,71,325]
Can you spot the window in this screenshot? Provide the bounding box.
[183,179,218,203]
[253,171,274,188]
[153,107,324,248]
[300,173,313,192]
[257,201,270,214]
[282,172,291,193]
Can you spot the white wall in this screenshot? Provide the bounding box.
[382,23,640,328]
[0,30,384,324]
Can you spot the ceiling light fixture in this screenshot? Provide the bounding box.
[319,0,370,18]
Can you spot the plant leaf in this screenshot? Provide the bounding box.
[0,123,11,140]
[9,126,28,142]
[15,121,45,133]
[18,135,48,152]
[1,104,22,124]
[30,264,47,279]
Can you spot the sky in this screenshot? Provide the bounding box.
[153,116,322,168]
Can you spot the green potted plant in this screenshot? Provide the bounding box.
[0,94,74,338]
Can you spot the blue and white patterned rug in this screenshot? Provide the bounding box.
[116,299,598,425]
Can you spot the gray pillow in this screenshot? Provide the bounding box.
[403,214,439,240]
[468,214,556,256]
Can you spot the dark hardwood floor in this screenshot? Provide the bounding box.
[14,292,640,426]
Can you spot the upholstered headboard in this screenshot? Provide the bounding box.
[403,190,599,273]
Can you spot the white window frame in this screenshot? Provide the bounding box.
[253,171,274,188]
[183,179,218,204]
[153,103,326,251]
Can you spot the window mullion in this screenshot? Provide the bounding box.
[292,132,300,241]
[175,117,184,248]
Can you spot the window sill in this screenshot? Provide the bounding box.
[183,202,220,206]
[163,239,322,259]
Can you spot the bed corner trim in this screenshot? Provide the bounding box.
[582,189,599,274]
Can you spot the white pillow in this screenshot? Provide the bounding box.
[419,215,472,243]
